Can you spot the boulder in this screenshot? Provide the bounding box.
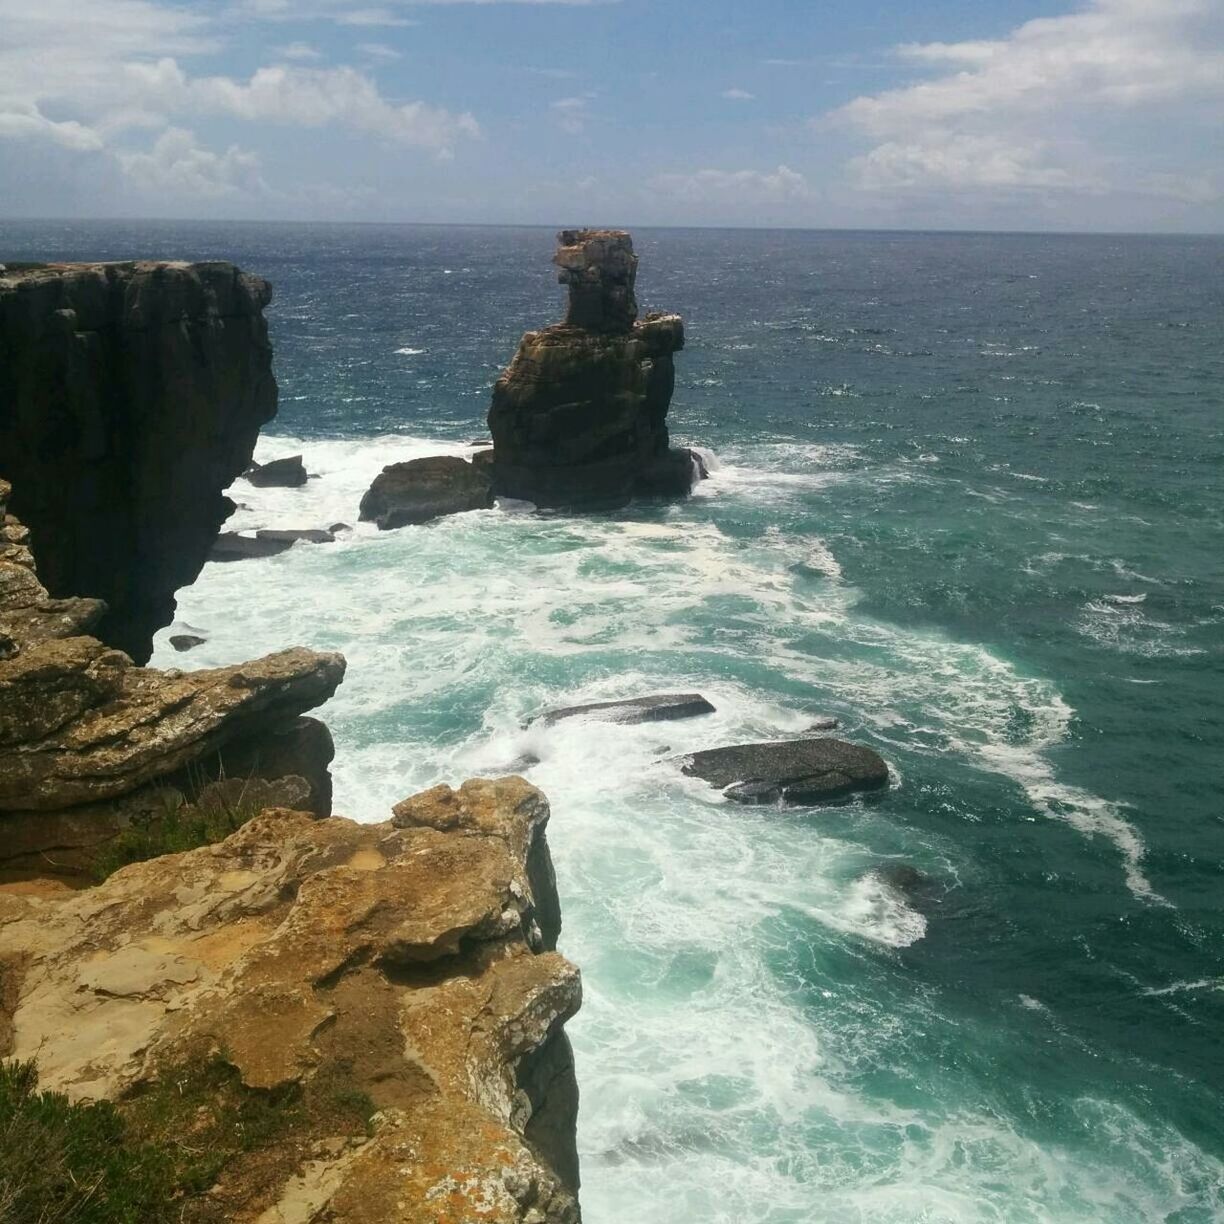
[0,778,581,1222]
[210,528,334,562]
[244,453,307,488]
[169,633,206,652]
[0,261,277,662]
[358,455,494,530]
[532,693,715,727]
[487,230,700,509]
[680,737,889,805]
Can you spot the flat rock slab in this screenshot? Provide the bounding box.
[680,738,888,805]
[532,693,715,728]
[359,455,494,530]
[210,529,334,562]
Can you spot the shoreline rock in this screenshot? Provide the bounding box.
[358,454,494,530]
[531,693,716,728]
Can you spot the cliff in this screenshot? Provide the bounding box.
[0,778,582,1222]
[487,230,699,508]
[0,260,277,663]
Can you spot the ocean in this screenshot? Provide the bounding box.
[5,220,1223,1222]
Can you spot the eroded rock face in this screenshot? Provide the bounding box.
[487,230,698,509]
[0,778,582,1222]
[0,261,277,662]
[0,481,343,881]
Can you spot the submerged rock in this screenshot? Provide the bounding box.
[487,229,699,508]
[358,454,494,530]
[0,777,581,1221]
[532,693,716,727]
[244,453,307,487]
[680,737,889,805]
[0,261,277,662]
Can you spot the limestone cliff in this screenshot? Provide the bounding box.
[0,478,342,884]
[0,260,277,662]
[487,230,699,508]
[0,778,582,1222]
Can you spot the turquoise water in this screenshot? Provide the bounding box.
[6,222,1224,1220]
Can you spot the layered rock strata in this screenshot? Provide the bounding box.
[0,777,582,1222]
[487,230,699,508]
[0,261,277,662]
[0,479,343,883]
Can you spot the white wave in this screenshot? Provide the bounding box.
[394,345,426,355]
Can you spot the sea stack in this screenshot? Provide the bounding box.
[487,229,700,508]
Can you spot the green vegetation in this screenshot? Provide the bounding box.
[0,1056,376,1223]
[0,1059,176,1222]
[90,771,268,883]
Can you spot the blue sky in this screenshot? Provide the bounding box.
[1,0,1221,230]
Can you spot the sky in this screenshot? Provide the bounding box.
[1,0,1222,231]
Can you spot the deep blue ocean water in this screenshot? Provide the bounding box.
[4,221,1223,1221]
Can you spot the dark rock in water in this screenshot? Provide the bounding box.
[328,522,353,534]
[244,454,307,488]
[532,693,716,728]
[686,448,712,481]
[169,633,206,652]
[470,448,496,475]
[681,738,889,805]
[256,528,334,545]
[358,455,494,530]
[210,532,292,562]
[873,863,927,894]
[0,261,277,663]
[805,716,840,732]
[487,230,702,509]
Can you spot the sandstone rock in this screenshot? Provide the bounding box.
[0,778,581,1222]
[0,261,277,662]
[531,692,715,728]
[358,455,494,530]
[244,454,307,488]
[680,738,889,805]
[487,230,698,508]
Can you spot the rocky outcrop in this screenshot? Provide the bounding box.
[210,528,335,562]
[531,693,716,728]
[359,455,494,530]
[244,453,307,488]
[0,480,343,883]
[680,737,890,805]
[0,261,277,662]
[487,230,700,509]
[0,778,581,1222]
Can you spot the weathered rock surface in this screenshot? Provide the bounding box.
[0,778,582,1222]
[487,230,699,509]
[0,261,277,662]
[532,693,716,728]
[680,737,890,805]
[244,454,307,488]
[0,482,344,881]
[359,454,494,530]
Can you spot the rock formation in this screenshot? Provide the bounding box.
[359,454,494,530]
[531,693,716,728]
[680,737,890,805]
[0,777,582,1222]
[487,230,701,509]
[0,478,343,884]
[0,261,277,663]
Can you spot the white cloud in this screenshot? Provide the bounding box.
[0,104,104,152]
[721,87,755,101]
[551,95,592,135]
[357,42,403,61]
[650,164,810,204]
[276,41,324,62]
[118,127,265,196]
[124,59,478,151]
[833,0,1224,202]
